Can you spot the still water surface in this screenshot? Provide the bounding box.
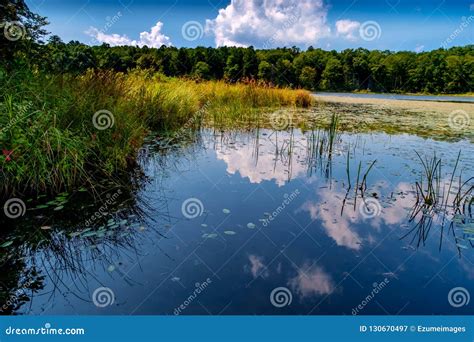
[1,128,473,315]
[316,92,474,103]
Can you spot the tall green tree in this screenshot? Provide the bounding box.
[0,0,48,66]
[242,47,258,79]
[299,66,317,89]
[321,58,344,90]
[224,48,243,82]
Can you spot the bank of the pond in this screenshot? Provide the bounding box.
[313,94,474,113]
[309,94,473,141]
[338,90,474,99]
[0,70,312,196]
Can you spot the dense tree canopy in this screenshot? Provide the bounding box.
[4,38,470,93]
[1,0,472,94]
[0,0,48,63]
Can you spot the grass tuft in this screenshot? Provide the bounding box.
[0,69,312,196]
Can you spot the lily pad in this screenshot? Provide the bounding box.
[247,223,256,229]
[222,209,231,214]
[82,231,97,238]
[0,241,14,248]
[224,230,237,235]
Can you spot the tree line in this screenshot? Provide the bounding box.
[2,1,473,94]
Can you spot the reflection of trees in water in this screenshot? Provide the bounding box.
[0,143,178,314]
[0,257,44,315]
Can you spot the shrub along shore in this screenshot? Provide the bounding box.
[0,69,313,196]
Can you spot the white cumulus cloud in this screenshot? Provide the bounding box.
[288,264,334,299]
[86,21,172,47]
[335,19,360,41]
[205,0,331,48]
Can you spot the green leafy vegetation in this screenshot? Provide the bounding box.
[0,0,472,198]
[7,35,473,94]
[0,69,312,196]
[0,1,315,196]
[12,39,474,94]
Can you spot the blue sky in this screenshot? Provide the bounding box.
[26,0,474,51]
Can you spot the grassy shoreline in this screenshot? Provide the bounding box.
[0,70,312,197]
[2,69,472,198]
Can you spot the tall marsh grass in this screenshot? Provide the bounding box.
[0,70,313,196]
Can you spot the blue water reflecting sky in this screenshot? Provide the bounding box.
[16,129,473,315]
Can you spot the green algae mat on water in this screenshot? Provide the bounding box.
[245,101,474,143]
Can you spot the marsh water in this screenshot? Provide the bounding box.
[1,127,473,315]
[316,92,474,103]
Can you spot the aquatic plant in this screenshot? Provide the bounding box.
[401,151,473,253]
[340,148,377,214]
[0,70,312,196]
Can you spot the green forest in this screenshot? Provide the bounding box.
[4,37,473,94]
[0,0,473,196]
[1,0,473,94]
